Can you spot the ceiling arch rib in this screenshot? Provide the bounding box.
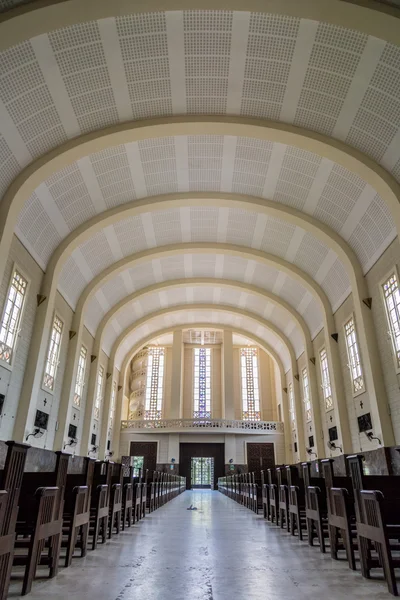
[69,243,331,352]
[95,279,308,359]
[1,118,400,293]
[110,305,295,373]
[86,251,322,341]
[16,138,396,280]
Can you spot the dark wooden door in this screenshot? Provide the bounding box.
[130,441,157,471]
[247,443,275,474]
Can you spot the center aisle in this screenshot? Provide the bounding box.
[10,490,390,600]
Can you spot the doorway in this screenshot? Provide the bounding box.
[179,443,224,489]
[191,457,214,489]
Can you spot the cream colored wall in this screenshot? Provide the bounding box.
[232,348,241,419]
[163,345,173,419]
[0,235,43,441]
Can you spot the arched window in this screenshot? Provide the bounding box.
[193,348,211,418]
[241,348,260,421]
[145,347,165,419]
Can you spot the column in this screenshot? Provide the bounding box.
[170,330,183,419]
[222,330,234,420]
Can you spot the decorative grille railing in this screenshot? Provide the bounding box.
[121,418,284,432]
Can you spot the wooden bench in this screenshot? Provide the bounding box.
[89,461,112,549]
[260,470,270,520]
[121,465,133,529]
[348,454,400,595]
[62,456,95,567]
[267,468,279,525]
[108,462,123,538]
[286,465,306,540]
[277,467,289,532]
[0,441,29,600]
[321,458,357,570]
[302,462,329,553]
[13,450,69,595]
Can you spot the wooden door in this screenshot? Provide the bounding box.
[246,443,275,474]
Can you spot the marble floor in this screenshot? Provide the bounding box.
[8,490,393,600]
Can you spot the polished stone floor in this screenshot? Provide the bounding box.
[8,490,393,599]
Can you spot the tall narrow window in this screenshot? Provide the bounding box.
[145,347,164,419]
[43,315,63,391]
[288,382,295,429]
[320,348,333,410]
[241,347,260,421]
[0,269,27,365]
[344,317,364,394]
[382,272,400,369]
[73,345,87,407]
[94,366,104,419]
[109,381,117,432]
[194,348,211,418]
[302,368,311,422]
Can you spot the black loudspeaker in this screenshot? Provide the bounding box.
[0,393,5,414]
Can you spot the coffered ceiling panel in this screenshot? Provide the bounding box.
[114,307,292,372]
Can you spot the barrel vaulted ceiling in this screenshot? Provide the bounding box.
[0,1,400,369]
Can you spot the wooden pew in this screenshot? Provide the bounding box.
[108,462,123,538]
[277,467,289,532]
[89,461,112,550]
[140,469,148,518]
[260,470,270,520]
[0,441,29,600]
[302,462,329,553]
[121,465,133,529]
[348,454,400,595]
[13,450,69,595]
[267,468,279,525]
[321,458,357,570]
[62,456,95,567]
[286,464,306,540]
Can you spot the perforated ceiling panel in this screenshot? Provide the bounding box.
[1,11,400,188]
[114,307,292,371]
[16,136,395,287]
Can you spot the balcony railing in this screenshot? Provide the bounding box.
[121,418,284,433]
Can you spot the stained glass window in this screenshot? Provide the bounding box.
[73,345,87,407]
[320,348,333,410]
[193,348,211,418]
[43,315,63,391]
[241,347,261,421]
[0,269,27,365]
[382,272,400,369]
[344,317,364,394]
[94,366,104,420]
[302,368,311,422]
[145,347,164,419]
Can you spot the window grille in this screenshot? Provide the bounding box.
[302,368,311,421]
[241,347,261,421]
[145,347,164,419]
[193,347,211,418]
[320,348,333,410]
[382,272,400,369]
[43,315,63,391]
[344,317,364,394]
[73,345,87,407]
[0,269,27,364]
[94,366,104,420]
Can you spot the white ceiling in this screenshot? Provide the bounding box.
[100,283,304,359]
[1,6,399,365]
